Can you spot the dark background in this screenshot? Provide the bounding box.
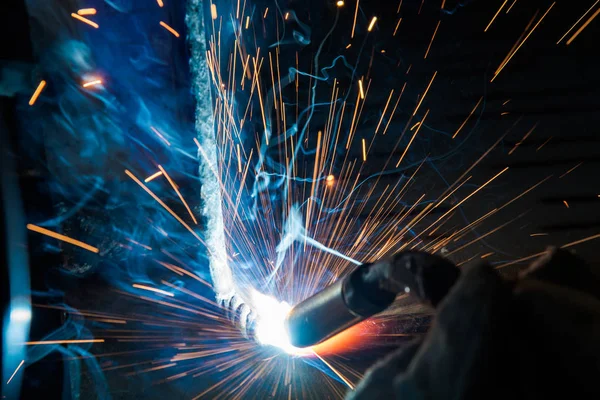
[2,0,599,398]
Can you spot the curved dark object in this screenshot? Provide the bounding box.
[285,251,460,348]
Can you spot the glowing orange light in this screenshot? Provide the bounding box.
[82,79,102,88]
[211,4,217,20]
[326,174,335,182]
[311,320,383,356]
[413,71,437,116]
[362,138,367,161]
[160,21,180,37]
[77,8,97,16]
[144,170,163,182]
[157,0,164,7]
[71,13,99,28]
[158,165,198,225]
[566,7,600,45]
[368,16,378,32]
[27,224,99,253]
[29,80,46,106]
[336,0,345,7]
[358,79,365,99]
[484,0,508,32]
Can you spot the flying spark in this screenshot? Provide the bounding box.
[28,80,46,106]
[6,360,25,385]
[160,21,180,37]
[77,8,97,16]
[71,13,99,28]
[27,224,99,253]
[367,17,378,32]
[82,79,102,88]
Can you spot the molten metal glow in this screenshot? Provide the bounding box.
[252,291,311,356]
[252,290,377,357]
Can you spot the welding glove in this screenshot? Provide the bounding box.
[347,248,600,399]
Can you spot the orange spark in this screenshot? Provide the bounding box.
[160,21,180,37]
[536,136,552,151]
[144,170,163,182]
[424,21,441,59]
[125,170,203,243]
[557,0,599,44]
[413,71,437,116]
[375,89,394,133]
[157,0,164,7]
[7,360,25,385]
[77,8,97,16]
[393,18,402,36]
[245,16,250,29]
[71,13,99,28]
[566,6,600,45]
[337,1,345,7]
[358,79,365,99]
[508,122,537,155]
[326,174,335,182]
[397,109,429,167]
[530,233,548,237]
[346,43,352,49]
[263,8,269,18]
[485,0,508,32]
[285,12,289,20]
[481,252,494,259]
[368,16,378,32]
[82,79,102,88]
[559,162,583,178]
[506,0,518,13]
[492,2,556,81]
[313,351,354,389]
[25,339,104,345]
[132,284,174,297]
[27,224,99,253]
[362,138,367,161]
[158,165,198,225]
[563,200,570,208]
[28,80,46,106]
[351,0,360,38]
[453,96,483,139]
[211,4,218,20]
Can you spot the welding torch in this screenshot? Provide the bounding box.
[285,251,460,348]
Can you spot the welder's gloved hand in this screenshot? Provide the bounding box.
[348,248,600,399]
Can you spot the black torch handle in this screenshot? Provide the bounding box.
[285,251,460,348]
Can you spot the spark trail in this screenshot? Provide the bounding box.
[11,0,600,399]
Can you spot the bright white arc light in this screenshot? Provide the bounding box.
[10,307,32,323]
[251,290,310,356]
